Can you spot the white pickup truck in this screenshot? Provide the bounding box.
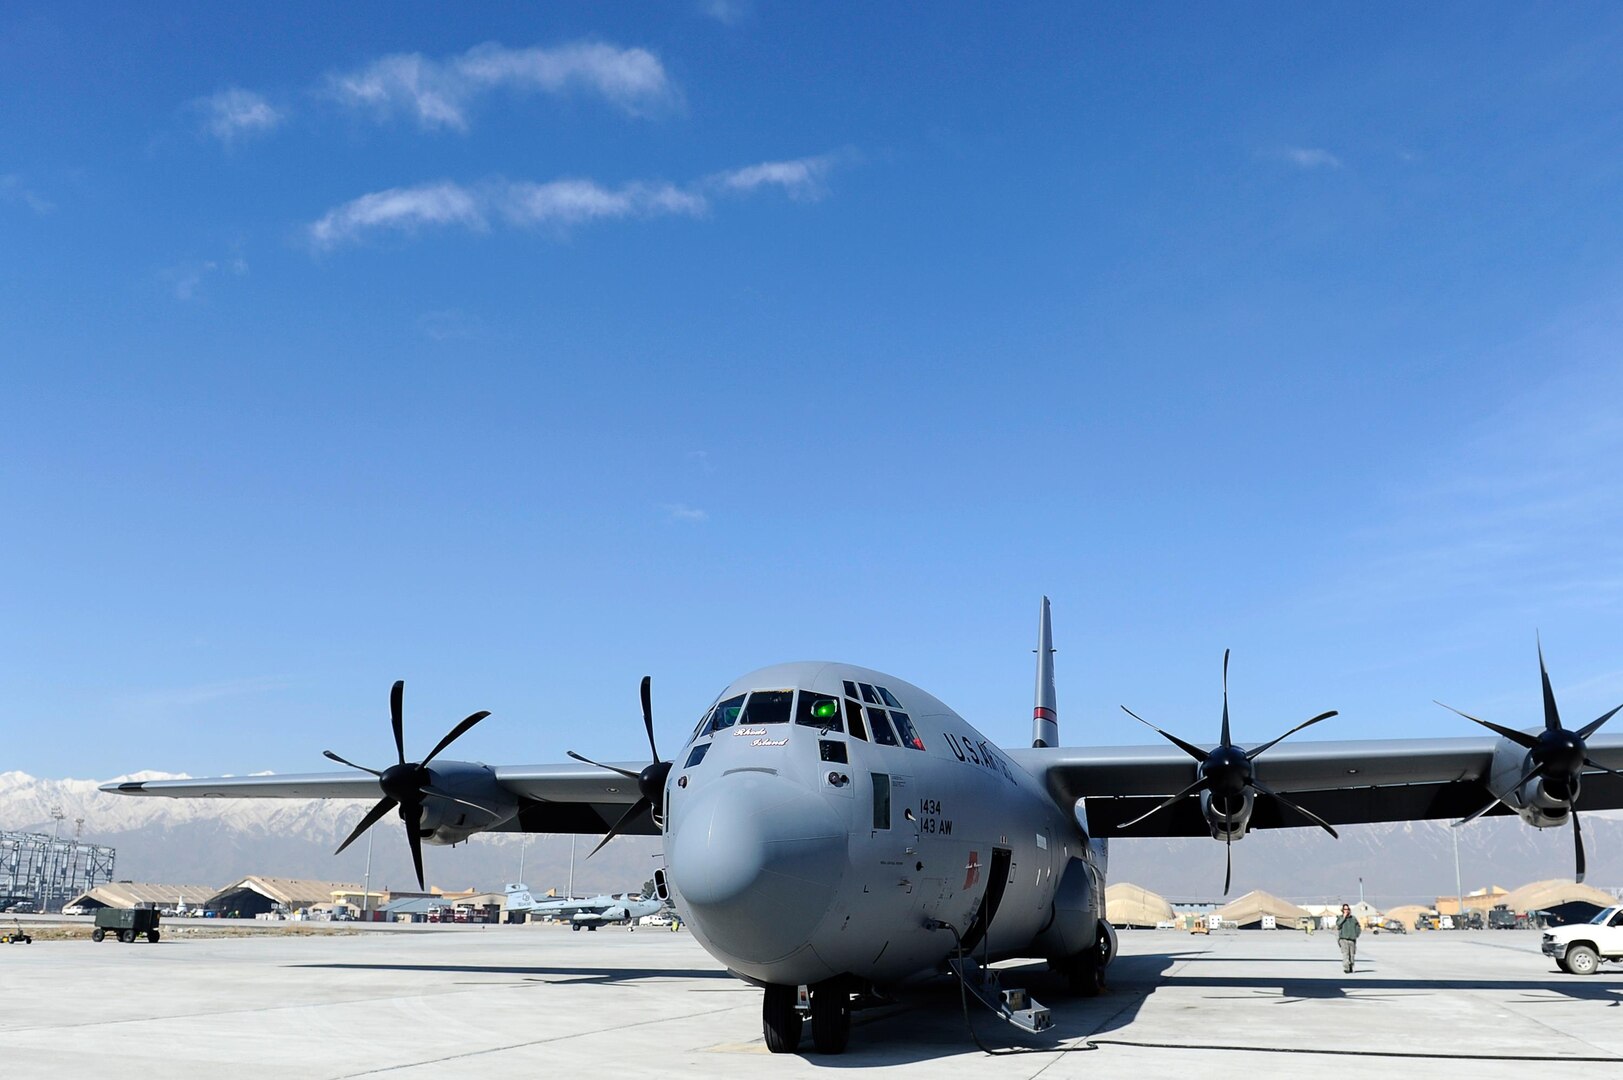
[1542,905,1623,975]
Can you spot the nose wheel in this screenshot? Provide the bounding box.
[761,984,802,1053]
[762,984,852,1054]
[810,987,851,1054]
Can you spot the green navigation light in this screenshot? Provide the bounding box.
[812,699,838,719]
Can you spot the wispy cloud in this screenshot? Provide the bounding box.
[663,503,709,523]
[164,256,249,300]
[711,155,835,200]
[307,156,837,250]
[1272,146,1343,170]
[698,0,751,24]
[193,88,285,143]
[0,173,53,215]
[326,41,678,131]
[499,178,707,226]
[308,181,487,249]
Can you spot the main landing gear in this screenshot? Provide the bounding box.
[762,982,852,1054]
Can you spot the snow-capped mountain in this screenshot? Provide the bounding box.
[2,771,1617,903]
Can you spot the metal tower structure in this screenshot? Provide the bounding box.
[0,830,116,912]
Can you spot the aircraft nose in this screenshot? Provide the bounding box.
[669,769,847,967]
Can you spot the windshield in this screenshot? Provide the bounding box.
[1589,906,1621,926]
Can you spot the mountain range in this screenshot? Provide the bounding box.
[3,771,1618,905]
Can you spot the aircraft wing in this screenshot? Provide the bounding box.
[101,761,659,837]
[1007,734,1623,837]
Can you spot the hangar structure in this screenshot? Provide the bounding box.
[204,876,363,917]
[1,829,116,912]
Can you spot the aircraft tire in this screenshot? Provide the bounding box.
[810,989,851,1054]
[762,984,802,1054]
[1058,950,1104,997]
[1567,945,1600,976]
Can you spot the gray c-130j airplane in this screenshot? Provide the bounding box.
[108,598,1623,1054]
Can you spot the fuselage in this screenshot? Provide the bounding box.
[661,662,1104,990]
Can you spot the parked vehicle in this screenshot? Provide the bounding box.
[92,905,161,943]
[1378,919,1408,934]
[1542,905,1623,976]
[1,919,31,944]
[1488,905,1520,930]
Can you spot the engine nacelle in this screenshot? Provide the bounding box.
[1200,788,1254,840]
[417,761,520,845]
[1485,738,1573,829]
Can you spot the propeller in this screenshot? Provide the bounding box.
[567,675,672,858]
[1438,639,1623,883]
[1120,650,1339,893]
[324,680,491,889]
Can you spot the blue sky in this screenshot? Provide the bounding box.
[4,2,1623,779]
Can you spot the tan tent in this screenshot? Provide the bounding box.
[1382,905,1433,930]
[1214,889,1309,928]
[1500,879,1615,914]
[65,882,217,910]
[1104,882,1174,928]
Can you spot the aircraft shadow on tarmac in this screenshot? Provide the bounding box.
[803,949,1623,1068]
[294,962,737,986]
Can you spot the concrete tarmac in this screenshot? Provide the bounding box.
[2,923,1620,1077]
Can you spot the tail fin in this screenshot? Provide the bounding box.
[504,883,535,911]
[1033,596,1059,748]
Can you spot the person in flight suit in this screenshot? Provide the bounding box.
[1336,903,1361,972]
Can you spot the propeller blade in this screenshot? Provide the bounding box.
[1249,710,1339,759]
[334,796,398,855]
[1573,808,1586,884]
[1455,760,1546,826]
[1538,636,1563,733]
[1220,649,1231,747]
[1117,775,1210,830]
[421,784,493,815]
[1223,831,1232,895]
[586,797,652,859]
[567,750,641,781]
[1578,703,1623,741]
[390,680,406,766]
[1249,778,1339,839]
[1121,706,1210,763]
[1434,701,1539,749]
[404,801,426,889]
[640,675,659,762]
[421,710,492,766]
[322,750,381,776]
[1583,757,1623,779]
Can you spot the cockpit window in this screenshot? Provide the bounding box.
[739,689,794,726]
[699,694,746,738]
[890,712,926,751]
[863,703,900,746]
[876,685,904,709]
[858,683,881,705]
[796,693,843,732]
[683,743,711,768]
[844,700,868,741]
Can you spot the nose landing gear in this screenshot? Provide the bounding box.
[762,982,853,1054]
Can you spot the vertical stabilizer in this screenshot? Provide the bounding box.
[1033,596,1059,747]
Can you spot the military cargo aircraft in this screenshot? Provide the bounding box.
[106,600,1623,1054]
[503,884,665,929]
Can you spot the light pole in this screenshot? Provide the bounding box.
[1358,877,1364,907]
[1451,824,1463,918]
[568,834,577,899]
[363,828,374,922]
